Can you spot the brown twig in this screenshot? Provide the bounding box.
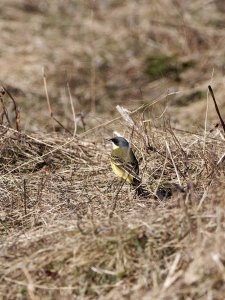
[109,179,126,218]
[23,179,27,216]
[0,98,11,127]
[3,86,20,131]
[208,85,225,133]
[43,68,73,135]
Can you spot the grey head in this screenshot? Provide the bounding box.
[110,136,130,148]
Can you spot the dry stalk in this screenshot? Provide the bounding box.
[23,178,27,216]
[165,141,181,187]
[3,86,20,131]
[43,68,72,135]
[208,85,225,133]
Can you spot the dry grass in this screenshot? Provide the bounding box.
[1,112,225,299]
[1,0,225,299]
[1,0,225,131]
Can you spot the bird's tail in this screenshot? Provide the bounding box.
[132,178,150,198]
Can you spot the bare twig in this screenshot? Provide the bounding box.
[165,141,181,187]
[43,68,72,135]
[208,85,225,133]
[3,86,20,131]
[23,179,27,216]
[67,82,77,137]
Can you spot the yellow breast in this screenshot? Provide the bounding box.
[111,161,133,183]
[110,147,134,183]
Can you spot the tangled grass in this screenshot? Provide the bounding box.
[1,104,225,299]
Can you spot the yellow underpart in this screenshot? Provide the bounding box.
[111,161,133,183]
[110,146,135,184]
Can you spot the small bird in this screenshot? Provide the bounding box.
[109,136,148,196]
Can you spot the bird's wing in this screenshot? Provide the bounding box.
[111,155,141,182]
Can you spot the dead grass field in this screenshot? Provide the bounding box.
[1,0,225,299]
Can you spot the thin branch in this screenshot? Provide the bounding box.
[67,82,77,137]
[3,86,20,131]
[208,85,225,133]
[166,141,181,187]
[43,68,72,135]
[23,179,27,216]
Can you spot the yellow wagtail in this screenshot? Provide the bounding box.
[109,136,145,195]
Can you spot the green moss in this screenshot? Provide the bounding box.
[175,91,205,106]
[144,55,195,81]
[19,287,27,295]
[144,55,175,80]
[181,60,195,70]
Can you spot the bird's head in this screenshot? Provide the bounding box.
[109,136,130,149]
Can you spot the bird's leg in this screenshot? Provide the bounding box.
[106,177,117,192]
[109,179,126,218]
